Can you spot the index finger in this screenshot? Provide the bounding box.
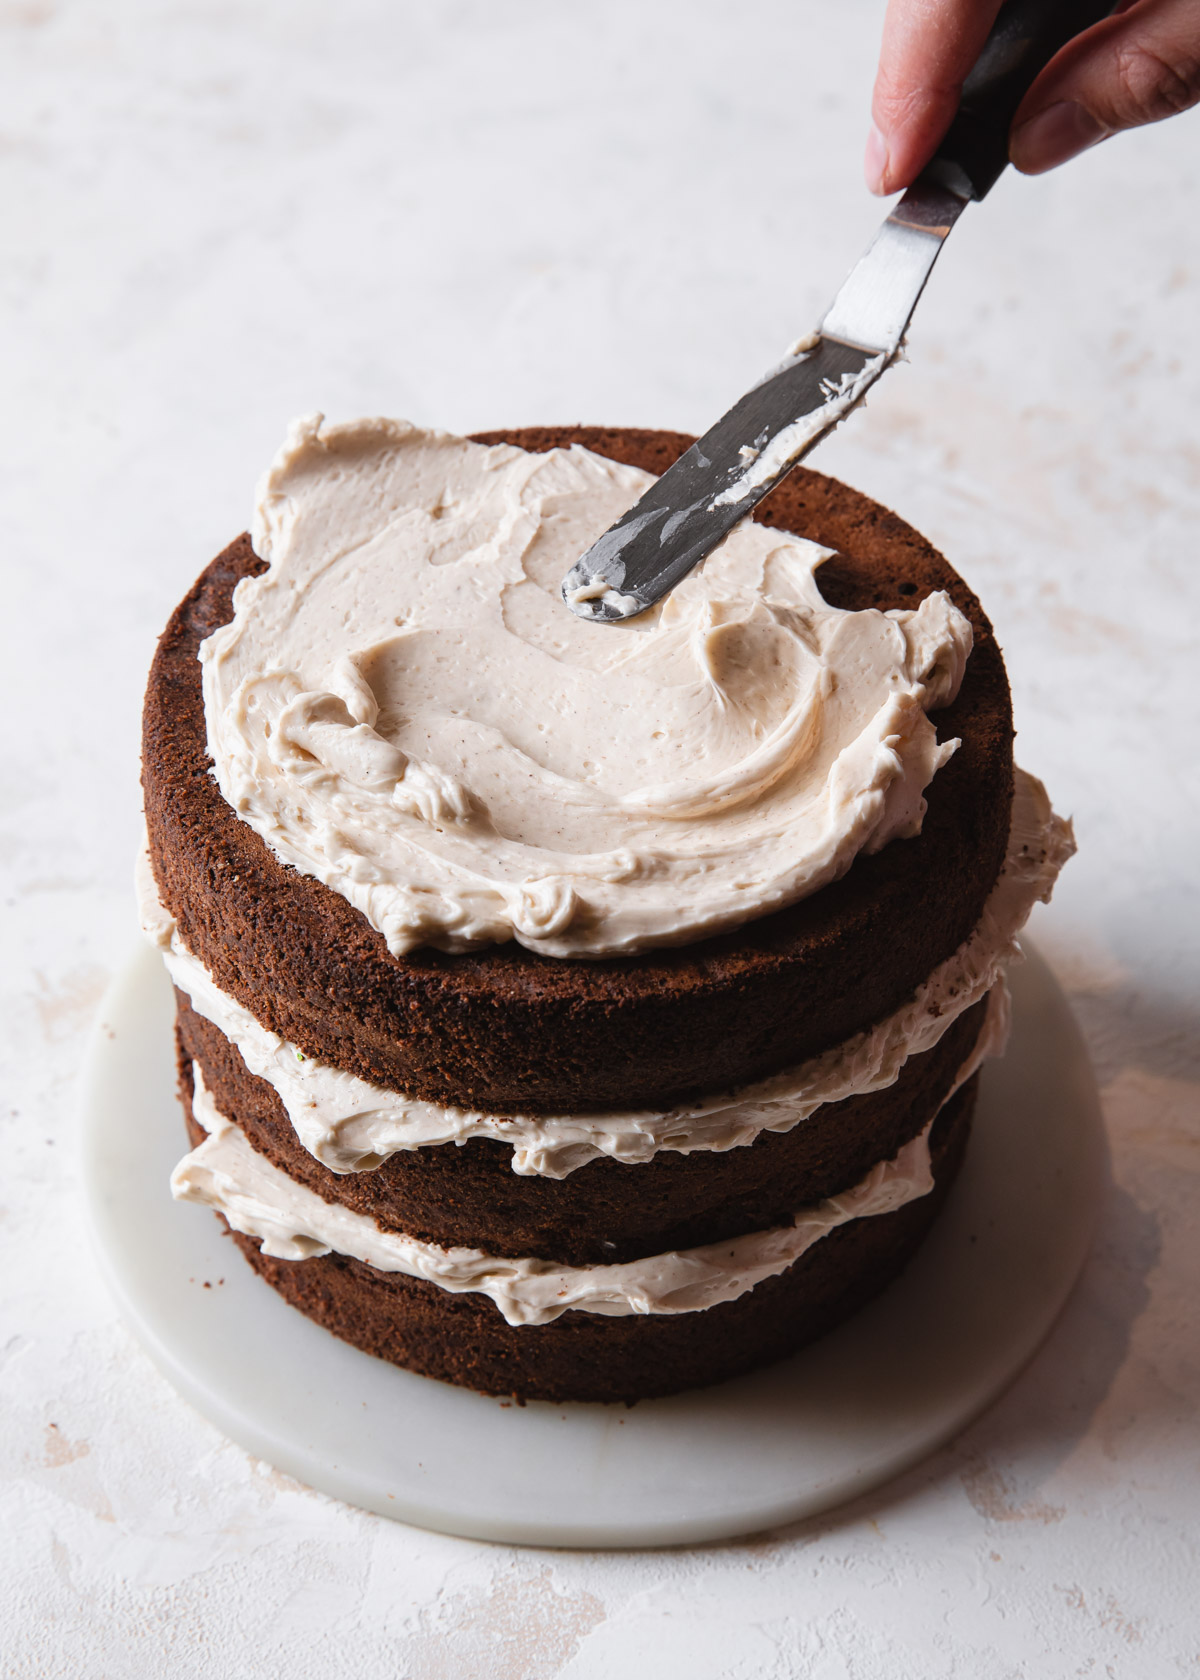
[868,0,1005,193]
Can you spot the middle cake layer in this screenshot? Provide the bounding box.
[174,1063,971,1325]
[177,990,998,1268]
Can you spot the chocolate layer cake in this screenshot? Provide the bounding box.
[141,419,1073,1403]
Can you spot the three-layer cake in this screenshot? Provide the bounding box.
[140,419,1072,1402]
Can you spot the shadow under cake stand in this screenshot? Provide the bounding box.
[81,939,1104,1549]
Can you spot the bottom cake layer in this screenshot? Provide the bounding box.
[177,1074,977,1404]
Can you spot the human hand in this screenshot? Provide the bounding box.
[866,0,1200,194]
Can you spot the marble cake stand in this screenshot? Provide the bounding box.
[81,939,1104,1549]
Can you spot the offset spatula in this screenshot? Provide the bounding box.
[562,0,1115,623]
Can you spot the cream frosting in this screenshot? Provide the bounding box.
[139,766,1071,1181]
[198,416,974,959]
[173,986,1002,1325]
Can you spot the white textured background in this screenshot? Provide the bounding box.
[3,0,1199,1673]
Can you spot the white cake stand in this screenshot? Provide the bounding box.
[81,940,1104,1549]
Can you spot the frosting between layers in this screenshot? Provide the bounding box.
[139,767,1072,1180]
[173,989,1002,1325]
[198,416,974,958]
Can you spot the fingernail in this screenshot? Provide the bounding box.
[1010,101,1107,174]
[865,124,890,195]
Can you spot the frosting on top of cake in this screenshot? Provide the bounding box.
[200,416,974,958]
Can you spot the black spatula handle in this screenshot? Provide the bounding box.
[924,0,1117,200]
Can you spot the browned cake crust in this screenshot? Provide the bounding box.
[143,426,1013,1115]
[176,990,988,1266]
[179,1067,977,1405]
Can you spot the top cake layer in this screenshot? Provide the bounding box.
[142,425,1014,1113]
[200,416,972,960]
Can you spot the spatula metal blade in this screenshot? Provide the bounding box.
[562,179,967,624]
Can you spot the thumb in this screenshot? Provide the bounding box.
[1010,0,1200,175]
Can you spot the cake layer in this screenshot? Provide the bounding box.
[178,1071,978,1403]
[142,426,1015,1115]
[177,1062,948,1323]
[177,986,994,1265]
[144,764,1065,1183]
